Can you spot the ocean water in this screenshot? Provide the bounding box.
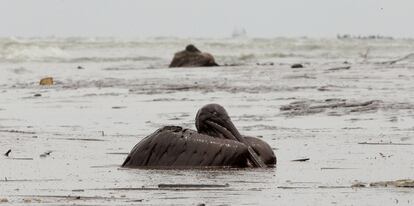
[0,37,414,205]
[1,36,414,64]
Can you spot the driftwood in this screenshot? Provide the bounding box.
[380,53,414,64]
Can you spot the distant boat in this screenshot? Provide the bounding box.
[232,27,247,38]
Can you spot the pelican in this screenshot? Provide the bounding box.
[122,104,276,168]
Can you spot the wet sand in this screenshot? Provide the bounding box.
[1,47,414,205]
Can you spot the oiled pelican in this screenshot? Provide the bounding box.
[122,104,276,168]
[169,45,219,67]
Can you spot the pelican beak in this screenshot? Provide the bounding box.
[205,119,243,142]
[206,119,267,168]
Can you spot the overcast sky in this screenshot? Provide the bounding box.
[1,0,413,38]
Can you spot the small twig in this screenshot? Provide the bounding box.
[0,129,35,134]
[50,137,106,142]
[321,167,357,170]
[360,48,370,62]
[292,158,310,162]
[158,183,229,188]
[277,186,311,189]
[4,149,11,156]
[40,151,52,158]
[8,158,33,160]
[319,186,350,189]
[0,178,61,182]
[327,66,351,71]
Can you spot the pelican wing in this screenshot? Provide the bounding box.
[244,136,277,165]
[122,126,249,168]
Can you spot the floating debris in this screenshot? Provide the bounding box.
[52,137,106,142]
[39,77,53,85]
[291,63,304,68]
[0,178,61,182]
[321,167,357,170]
[106,152,129,155]
[318,186,350,189]
[158,183,229,188]
[256,62,274,66]
[40,151,52,158]
[8,158,33,160]
[327,66,351,71]
[292,158,310,162]
[23,198,41,203]
[277,186,311,189]
[351,182,366,188]
[280,99,382,116]
[127,199,144,203]
[112,106,126,109]
[352,179,414,188]
[14,195,117,200]
[370,179,414,188]
[0,129,36,134]
[4,149,11,156]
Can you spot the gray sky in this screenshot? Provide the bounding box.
[1,0,413,38]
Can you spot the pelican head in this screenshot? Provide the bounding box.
[185,44,201,53]
[195,104,242,141]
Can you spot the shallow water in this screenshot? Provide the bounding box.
[0,37,414,205]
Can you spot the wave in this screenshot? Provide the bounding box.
[1,36,414,63]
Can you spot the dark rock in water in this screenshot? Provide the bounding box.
[291,64,304,68]
[169,45,219,68]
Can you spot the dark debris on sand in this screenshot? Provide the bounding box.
[280,99,383,116]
